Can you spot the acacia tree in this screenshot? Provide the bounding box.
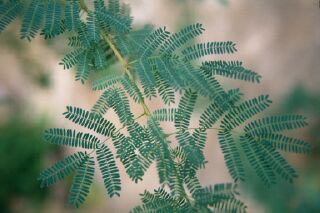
[0,0,311,212]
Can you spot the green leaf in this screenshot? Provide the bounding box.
[244,115,308,136]
[65,0,81,32]
[96,8,131,33]
[139,27,170,57]
[38,152,87,188]
[63,106,117,137]
[221,95,272,130]
[155,73,175,105]
[121,75,144,103]
[218,131,245,181]
[68,156,95,208]
[175,89,197,129]
[108,0,120,15]
[92,74,122,91]
[96,143,121,197]
[133,188,190,213]
[0,0,22,33]
[259,133,311,154]
[60,48,84,70]
[240,134,276,185]
[112,132,151,182]
[75,49,92,83]
[87,11,100,44]
[133,59,157,98]
[201,61,261,83]
[20,0,45,41]
[153,108,177,122]
[44,128,99,149]
[194,184,246,213]
[182,41,237,61]
[259,142,298,182]
[42,0,63,39]
[147,118,175,184]
[160,23,205,55]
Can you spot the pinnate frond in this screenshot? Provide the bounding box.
[20,0,45,41]
[221,95,272,130]
[244,115,308,136]
[38,152,87,188]
[218,131,245,181]
[65,0,81,32]
[44,128,99,149]
[153,108,177,122]
[160,23,205,55]
[96,143,121,197]
[182,41,237,61]
[63,106,117,137]
[68,156,95,208]
[0,0,22,33]
[201,60,261,83]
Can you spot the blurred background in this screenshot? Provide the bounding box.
[0,0,319,212]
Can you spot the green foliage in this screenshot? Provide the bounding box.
[20,0,45,41]
[0,0,21,33]
[68,156,95,207]
[38,151,87,188]
[96,143,121,197]
[63,106,116,137]
[0,0,312,211]
[44,128,99,149]
[182,41,237,60]
[201,60,261,83]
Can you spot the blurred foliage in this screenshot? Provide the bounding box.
[0,116,51,213]
[243,85,320,212]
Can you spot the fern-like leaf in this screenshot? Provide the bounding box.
[96,143,121,197]
[140,27,170,57]
[240,134,276,185]
[63,106,117,137]
[113,132,151,182]
[175,90,198,129]
[42,0,63,39]
[259,133,311,154]
[218,131,245,181]
[160,23,205,55]
[133,59,157,98]
[244,115,308,136]
[153,108,177,122]
[87,11,100,44]
[182,41,237,61]
[92,74,122,91]
[133,188,190,213]
[75,50,92,83]
[259,142,298,182]
[121,75,144,103]
[60,49,84,69]
[201,61,261,83]
[44,128,99,149]
[194,184,246,213]
[38,152,87,188]
[65,0,81,32]
[0,0,22,33]
[20,0,45,41]
[68,156,95,208]
[96,8,131,33]
[148,118,175,184]
[221,95,272,130]
[155,73,175,105]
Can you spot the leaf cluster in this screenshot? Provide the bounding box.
[0,0,311,211]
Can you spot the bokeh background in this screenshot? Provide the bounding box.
[0,0,319,212]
